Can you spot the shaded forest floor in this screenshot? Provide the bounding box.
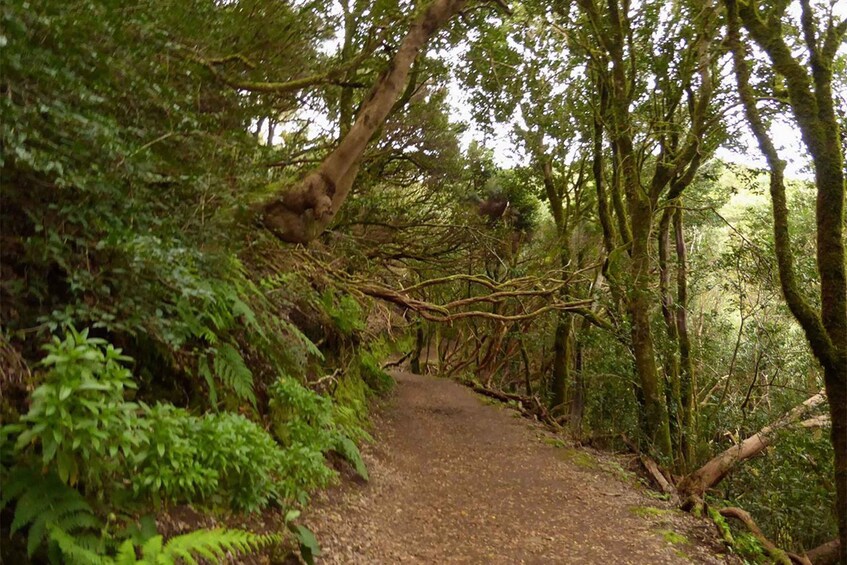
[302,370,737,564]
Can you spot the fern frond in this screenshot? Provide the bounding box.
[114,539,138,565]
[48,526,106,565]
[212,343,255,406]
[198,355,218,407]
[159,527,281,564]
[139,533,163,561]
[2,468,100,557]
[0,466,31,506]
[230,296,266,341]
[333,435,369,481]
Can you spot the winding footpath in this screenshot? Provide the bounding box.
[303,370,735,564]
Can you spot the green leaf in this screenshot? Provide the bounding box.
[333,436,369,481]
[294,525,321,565]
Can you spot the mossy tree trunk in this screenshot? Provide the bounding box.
[725,1,847,559]
[575,0,716,463]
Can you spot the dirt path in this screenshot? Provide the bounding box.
[304,371,733,564]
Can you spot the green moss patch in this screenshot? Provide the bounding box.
[629,506,672,519]
[554,448,599,469]
[657,529,689,545]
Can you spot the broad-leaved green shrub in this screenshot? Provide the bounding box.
[9,327,144,490]
[5,328,340,512]
[196,412,294,511]
[133,404,218,504]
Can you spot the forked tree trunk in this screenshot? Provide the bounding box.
[261,0,467,243]
[678,391,826,499]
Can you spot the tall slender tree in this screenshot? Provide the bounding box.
[724,0,847,559]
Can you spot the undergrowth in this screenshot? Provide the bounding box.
[0,324,383,562]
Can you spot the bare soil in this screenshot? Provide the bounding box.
[302,370,736,564]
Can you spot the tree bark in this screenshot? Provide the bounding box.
[261,0,467,243]
[550,315,572,411]
[570,331,586,436]
[658,206,683,460]
[629,196,673,460]
[411,323,425,375]
[674,206,695,469]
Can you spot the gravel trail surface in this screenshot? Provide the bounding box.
[304,370,733,564]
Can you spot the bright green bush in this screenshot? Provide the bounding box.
[198,412,306,511]
[269,376,368,484]
[9,327,145,490]
[133,404,218,504]
[5,328,344,513]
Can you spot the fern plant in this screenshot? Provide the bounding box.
[198,342,256,408]
[0,468,102,559]
[320,290,365,336]
[2,466,282,564]
[49,526,282,565]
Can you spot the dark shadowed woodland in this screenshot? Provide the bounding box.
[1,0,845,563]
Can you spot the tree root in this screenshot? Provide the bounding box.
[718,507,810,565]
[382,350,413,370]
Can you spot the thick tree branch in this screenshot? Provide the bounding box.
[260,0,468,243]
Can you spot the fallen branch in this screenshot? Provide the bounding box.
[718,507,809,565]
[469,384,561,430]
[797,414,830,429]
[618,434,678,499]
[640,455,676,496]
[679,390,826,499]
[805,539,840,565]
[382,350,413,370]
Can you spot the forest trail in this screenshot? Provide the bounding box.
[304,370,732,564]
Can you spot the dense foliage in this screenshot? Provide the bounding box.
[0,0,402,561]
[2,0,844,562]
